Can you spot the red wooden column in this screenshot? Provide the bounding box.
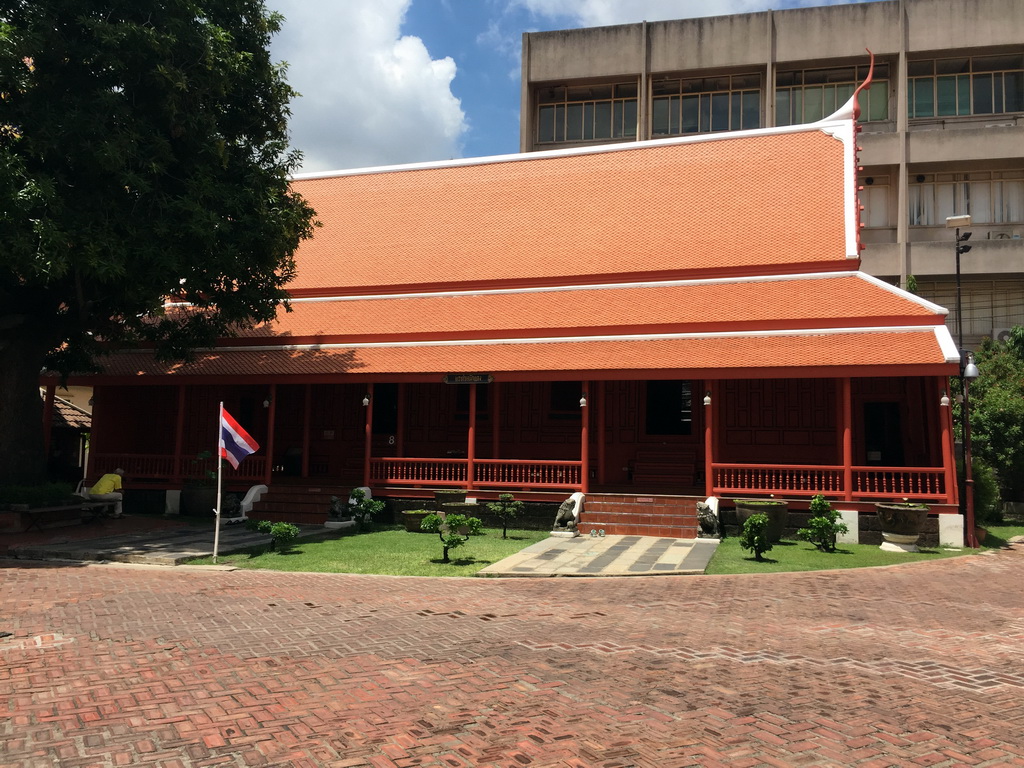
[363,383,374,488]
[938,377,955,505]
[580,381,590,493]
[597,381,607,486]
[704,383,714,498]
[466,384,477,490]
[842,377,853,501]
[42,383,56,461]
[263,383,277,487]
[301,384,311,478]
[491,382,501,460]
[174,385,186,482]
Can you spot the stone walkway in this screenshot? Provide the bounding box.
[478,534,718,577]
[3,542,1024,766]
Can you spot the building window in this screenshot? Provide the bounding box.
[549,381,582,420]
[645,380,692,436]
[652,74,761,136]
[776,64,888,125]
[859,175,891,228]
[537,83,638,144]
[909,171,1024,226]
[908,55,1024,118]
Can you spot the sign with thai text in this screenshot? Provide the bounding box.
[443,373,494,384]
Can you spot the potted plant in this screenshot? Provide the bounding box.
[433,489,467,510]
[180,450,218,516]
[875,500,929,552]
[734,497,788,542]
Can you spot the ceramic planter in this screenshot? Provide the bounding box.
[734,499,789,542]
[875,502,929,552]
[401,510,433,532]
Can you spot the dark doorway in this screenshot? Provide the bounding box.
[864,402,904,466]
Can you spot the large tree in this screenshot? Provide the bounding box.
[965,326,1024,502]
[0,1,315,485]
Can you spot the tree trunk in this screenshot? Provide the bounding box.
[0,335,49,486]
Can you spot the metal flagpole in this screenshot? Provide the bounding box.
[213,401,224,563]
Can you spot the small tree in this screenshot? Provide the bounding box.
[421,513,483,562]
[739,512,773,562]
[348,489,385,528]
[797,494,848,553]
[485,493,524,539]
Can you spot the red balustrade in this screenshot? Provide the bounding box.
[91,453,268,484]
[474,459,582,489]
[370,458,468,486]
[711,462,949,502]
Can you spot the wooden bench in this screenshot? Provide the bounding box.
[18,500,117,532]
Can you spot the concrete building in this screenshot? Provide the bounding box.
[520,0,1024,348]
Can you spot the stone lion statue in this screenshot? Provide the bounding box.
[553,498,578,531]
[697,501,720,538]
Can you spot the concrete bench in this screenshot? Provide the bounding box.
[17,500,117,532]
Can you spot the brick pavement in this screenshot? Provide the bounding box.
[2,544,1024,767]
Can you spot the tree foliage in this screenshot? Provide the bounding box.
[962,326,1024,501]
[0,1,315,483]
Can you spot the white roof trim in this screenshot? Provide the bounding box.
[290,117,853,181]
[167,270,941,308]
[856,272,949,315]
[934,324,961,364]
[177,324,953,354]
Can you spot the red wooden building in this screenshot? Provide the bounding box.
[61,95,962,536]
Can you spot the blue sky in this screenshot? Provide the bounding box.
[268,0,874,174]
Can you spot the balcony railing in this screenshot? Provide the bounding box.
[711,462,949,502]
[90,453,268,484]
[371,457,583,490]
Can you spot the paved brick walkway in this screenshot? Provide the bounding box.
[3,543,1024,767]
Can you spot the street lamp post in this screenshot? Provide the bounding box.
[946,214,978,548]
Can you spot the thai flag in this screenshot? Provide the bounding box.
[220,406,260,469]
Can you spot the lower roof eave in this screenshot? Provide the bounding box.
[65,363,959,387]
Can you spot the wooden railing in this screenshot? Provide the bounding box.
[851,467,947,500]
[90,453,268,484]
[711,462,949,502]
[474,459,582,489]
[370,458,467,486]
[371,457,583,490]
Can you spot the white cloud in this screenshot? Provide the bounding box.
[512,0,866,26]
[269,0,467,172]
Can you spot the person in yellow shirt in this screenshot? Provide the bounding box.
[89,469,125,518]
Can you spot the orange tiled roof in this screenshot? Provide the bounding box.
[289,129,847,293]
[235,273,940,344]
[96,328,950,379]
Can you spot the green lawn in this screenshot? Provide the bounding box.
[704,523,1024,575]
[187,525,550,577]
[185,522,1024,577]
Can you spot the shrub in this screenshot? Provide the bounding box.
[244,519,300,551]
[484,493,524,539]
[421,512,483,562]
[797,494,849,553]
[739,512,773,561]
[269,522,300,551]
[348,488,386,528]
[970,457,1002,525]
